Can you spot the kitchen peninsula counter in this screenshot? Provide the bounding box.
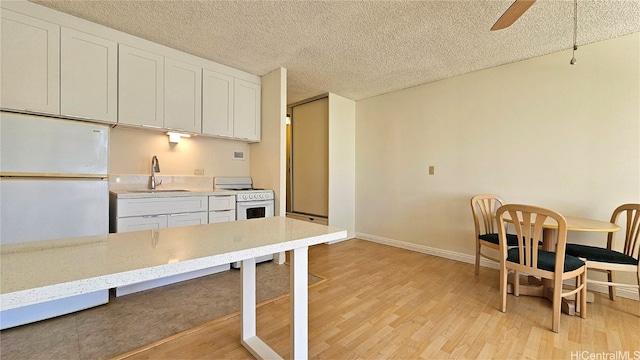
[0,217,346,310]
[1,217,346,359]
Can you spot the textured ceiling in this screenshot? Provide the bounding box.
[30,0,640,104]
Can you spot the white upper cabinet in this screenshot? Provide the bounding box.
[202,69,234,138]
[164,58,202,133]
[118,44,164,128]
[0,10,60,114]
[0,2,261,142]
[233,79,261,142]
[60,27,118,123]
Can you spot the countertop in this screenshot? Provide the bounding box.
[109,188,238,198]
[0,217,347,311]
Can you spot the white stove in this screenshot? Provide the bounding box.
[214,177,274,216]
[214,177,275,267]
[235,191,274,202]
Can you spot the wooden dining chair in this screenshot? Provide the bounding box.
[496,204,587,333]
[566,203,640,301]
[470,194,519,275]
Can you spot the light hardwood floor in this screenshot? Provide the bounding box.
[115,239,639,359]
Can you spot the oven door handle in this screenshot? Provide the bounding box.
[238,200,272,207]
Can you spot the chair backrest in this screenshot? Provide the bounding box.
[496,204,568,273]
[471,194,504,237]
[609,203,640,259]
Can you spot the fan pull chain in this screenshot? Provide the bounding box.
[570,0,578,65]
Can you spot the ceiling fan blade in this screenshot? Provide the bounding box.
[491,0,536,31]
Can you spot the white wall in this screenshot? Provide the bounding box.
[355,34,639,290]
[329,93,356,239]
[251,67,287,216]
[109,126,250,176]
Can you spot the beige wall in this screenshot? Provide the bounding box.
[355,33,639,290]
[328,93,356,238]
[251,67,287,216]
[109,126,250,176]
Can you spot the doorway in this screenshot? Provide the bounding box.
[286,97,328,219]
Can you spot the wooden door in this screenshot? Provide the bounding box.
[291,97,328,217]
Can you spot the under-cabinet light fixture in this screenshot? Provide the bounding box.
[167,132,191,144]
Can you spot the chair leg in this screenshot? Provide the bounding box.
[580,272,587,319]
[475,243,481,275]
[574,277,579,313]
[552,276,562,333]
[500,265,507,312]
[608,270,616,301]
[514,271,520,297]
[636,272,640,302]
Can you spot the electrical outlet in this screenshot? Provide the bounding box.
[428,166,435,175]
[194,168,204,175]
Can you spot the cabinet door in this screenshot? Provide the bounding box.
[164,58,202,133]
[202,69,233,137]
[117,215,168,232]
[60,27,117,123]
[116,196,208,217]
[0,10,59,114]
[118,44,164,128]
[209,210,236,223]
[208,195,235,211]
[233,79,261,142]
[168,212,208,228]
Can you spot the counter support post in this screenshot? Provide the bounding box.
[241,257,257,340]
[290,246,309,359]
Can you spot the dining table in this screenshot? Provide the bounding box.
[504,213,620,315]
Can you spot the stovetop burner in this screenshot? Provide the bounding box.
[213,177,271,193]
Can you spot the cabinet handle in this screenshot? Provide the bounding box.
[142,215,164,218]
[213,210,232,212]
[169,213,192,217]
[62,114,93,121]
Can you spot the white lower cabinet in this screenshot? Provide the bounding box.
[208,195,236,223]
[116,214,168,232]
[168,212,208,227]
[110,194,229,296]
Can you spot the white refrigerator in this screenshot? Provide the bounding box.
[0,112,110,329]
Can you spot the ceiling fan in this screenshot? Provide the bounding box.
[491,0,536,31]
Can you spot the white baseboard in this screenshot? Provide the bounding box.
[327,232,355,245]
[355,232,639,301]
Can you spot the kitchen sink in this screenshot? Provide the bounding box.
[126,189,191,193]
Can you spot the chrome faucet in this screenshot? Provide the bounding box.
[150,155,162,190]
